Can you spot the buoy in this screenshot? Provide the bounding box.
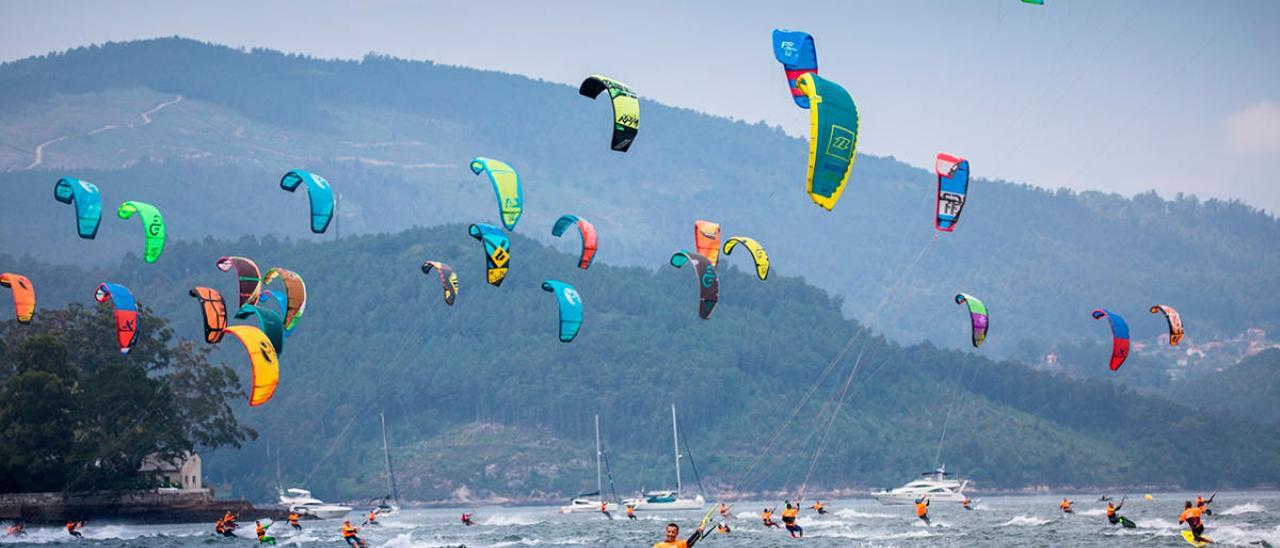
[1144,494,1153,501]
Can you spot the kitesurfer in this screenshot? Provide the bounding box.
[1059,498,1074,513]
[719,503,730,517]
[600,501,613,519]
[366,509,378,525]
[1196,494,1215,516]
[461,513,475,526]
[761,508,780,528]
[1180,501,1211,543]
[627,504,637,520]
[781,502,802,538]
[223,511,238,531]
[1106,500,1124,525]
[65,520,84,538]
[340,520,362,547]
[653,522,704,548]
[716,522,731,535]
[6,520,25,537]
[962,497,972,511]
[255,521,275,545]
[288,512,301,531]
[915,496,931,525]
[810,501,827,515]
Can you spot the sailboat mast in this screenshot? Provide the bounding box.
[671,403,682,494]
[594,415,603,498]
[380,412,401,508]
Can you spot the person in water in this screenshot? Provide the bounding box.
[761,508,780,528]
[341,520,362,547]
[66,520,84,538]
[222,511,238,531]
[1059,498,1074,513]
[1106,500,1125,525]
[961,497,972,511]
[626,504,637,520]
[719,503,730,517]
[461,513,475,526]
[1197,494,1215,516]
[600,501,613,519]
[810,501,827,515]
[288,512,301,531]
[915,496,931,525]
[781,502,802,538]
[716,522,731,535]
[653,521,704,548]
[1180,500,1211,543]
[6,520,25,537]
[254,520,275,545]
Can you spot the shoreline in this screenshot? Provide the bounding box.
[0,490,286,526]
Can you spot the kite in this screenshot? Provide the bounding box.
[188,287,227,344]
[215,256,263,307]
[235,304,285,356]
[771,30,818,108]
[117,201,166,263]
[541,280,584,342]
[469,223,511,286]
[53,177,102,239]
[935,153,971,232]
[1091,308,1130,371]
[551,214,598,270]
[579,75,640,152]
[670,250,719,320]
[721,237,770,281]
[261,267,307,332]
[421,260,459,306]
[0,273,35,324]
[1149,305,1184,346]
[258,289,287,316]
[220,325,280,407]
[470,157,523,230]
[280,169,335,234]
[694,220,722,266]
[954,293,989,348]
[796,73,859,210]
[94,282,139,355]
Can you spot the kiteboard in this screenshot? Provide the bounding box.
[1180,530,1212,547]
[1119,516,1136,528]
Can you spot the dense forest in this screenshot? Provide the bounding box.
[0,38,1277,365]
[2,226,1276,503]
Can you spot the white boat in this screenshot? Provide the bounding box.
[376,412,402,517]
[623,404,706,512]
[561,415,617,513]
[279,488,353,519]
[870,467,969,505]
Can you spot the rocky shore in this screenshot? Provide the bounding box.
[0,490,286,525]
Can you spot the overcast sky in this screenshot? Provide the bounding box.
[3,0,1278,212]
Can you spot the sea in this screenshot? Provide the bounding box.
[2,491,1276,547]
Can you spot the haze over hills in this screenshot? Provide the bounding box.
[1,38,1279,502]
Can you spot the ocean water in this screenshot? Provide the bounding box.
[2,491,1277,547]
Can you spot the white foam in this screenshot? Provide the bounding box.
[1219,502,1265,516]
[999,515,1051,527]
[833,508,896,519]
[479,514,544,527]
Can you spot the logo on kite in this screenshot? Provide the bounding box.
[541,280,584,342]
[280,169,336,234]
[935,153,971,232]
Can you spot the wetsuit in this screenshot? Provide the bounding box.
[761,510,780,528]
[781,507,802,538]
[1180,506,1208,541]
[1196,496,1214,516]
[1106,502,1123,525]
[66,521,83,538]
[288,513,301,531]
[916,499,931,525]
[255,522,275,545]
[341,523,362,547]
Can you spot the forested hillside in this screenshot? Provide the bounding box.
[1,38,1277,365]
[3,226,1277,502]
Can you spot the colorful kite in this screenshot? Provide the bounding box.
[421,260,459,306]
[771,29,818,108]
[954,293,988,348]
[215,256,263,307]
[796,73,859,210]
[94,282,139,355]
[469,223,511,286]
[1091,308,1130,371]
[235,304,285,356]
[694,220,722,266]
[188,287,228,344]
[1149,305,1184,346]
[579,75,640,152]
[551,214,599,270]
[935,153,971,232]
[541,280,583,342]
[261,267,306,332]
[0,273,35,324]
[53,177,102,239]
[670,250,719,320]
[220,325,280,407]
[470,158,523,231]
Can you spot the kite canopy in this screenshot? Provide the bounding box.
[721,237,770,281]
[579,75,640,152]
[670,250,719,320]
[935,153,971,232]
[470,157,523,231]
[954,293,989,348]
[116,201,166,263]
[221,325,280,407]
[469,223,512,286]
[0,273,35,324]
[189,286,228,344]
[94,282,138,355]
[551,214,599,270]
[421,260,459,306]
[280,169,335,234]
[216,256,263,307]
[771,29,818,108]
[541,280,584,342]
[262,267,307,332]
[1150,304,1184,346]
[694,220,722,266]
[53,177,102,239]
[235,304,285,356]
[796,73,859,210]
[1091,308,1131,371]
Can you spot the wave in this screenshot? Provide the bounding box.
[1000,515,1051,527]
[833,508,897,519]
[1218,502,1265,515]
[480,515,545,527]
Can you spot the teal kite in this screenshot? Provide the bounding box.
[541,280,583,342]
[53,177,102,239]
[280,169,335,234]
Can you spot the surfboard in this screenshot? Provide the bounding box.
[1119,516,1136,528]
[1181,530,1212,547]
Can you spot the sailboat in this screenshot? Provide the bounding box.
[560,415,616,513]
[374,412,402,516]
[624,404,706,512]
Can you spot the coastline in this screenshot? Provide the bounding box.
[0,490,286,525]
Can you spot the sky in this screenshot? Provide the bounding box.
[3,0,1279,212]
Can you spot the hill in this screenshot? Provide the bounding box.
[0,38,1277,367]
